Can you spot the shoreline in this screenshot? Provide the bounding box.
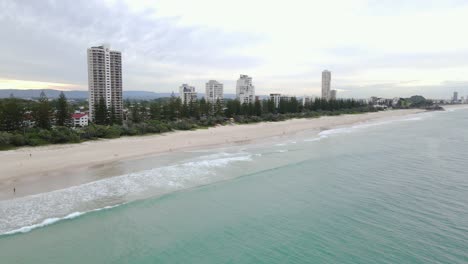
[0,109,436,200]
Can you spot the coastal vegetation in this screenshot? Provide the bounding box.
[394,95,434,108]
[0,92,374,150]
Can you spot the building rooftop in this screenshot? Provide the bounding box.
[72,113,88,119]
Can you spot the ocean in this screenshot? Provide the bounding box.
[0,108,467,263]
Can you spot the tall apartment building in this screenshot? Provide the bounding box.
[205,80,224,104]
[322,70,331,100]
[330,89,337,100]
[236,75,255,104]
[179,84,197,104]
[453,91,459,102]
[87,44,123,121]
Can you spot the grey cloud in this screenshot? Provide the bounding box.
[0,0,264,90]
[325,46,468,70]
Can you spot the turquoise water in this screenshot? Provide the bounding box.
[1,109,467,263]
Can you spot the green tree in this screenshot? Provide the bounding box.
[181,103,189,118]
[34,91,52,129]
[166,96,182,120]
[254,99,262,116]
[56,92,70,126]
[94,96,108,125]
[214,99,223,117]
[0,98,24,131]
[130,104,141,123]
[278,98,288,114]
[189,100,200,119]
[139,104,148,122]
[109,105,116,125]
[149,102,161,120]
[225,99,241,117]
[267,99,275,113]
[198,98,208,117]
[289,97,299,113]
[240,102,249,115]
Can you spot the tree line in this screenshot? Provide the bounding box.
[1,92,374,149]
[119,95,370,124]
[0,91,71,131]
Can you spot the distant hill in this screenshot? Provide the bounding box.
[0,89,241,100]
[0,89,171,100]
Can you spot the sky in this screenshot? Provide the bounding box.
[1,0,468,98]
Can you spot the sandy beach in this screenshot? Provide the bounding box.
[0,109,426,200]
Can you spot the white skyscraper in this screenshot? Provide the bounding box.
[322,70,331,100]
[205,80,224,104]
[236,74,255,104]
[87,44,123,121]
[179,84,197,104]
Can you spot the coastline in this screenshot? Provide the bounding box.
[0,109,432,200]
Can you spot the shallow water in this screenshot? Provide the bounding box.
[1,109,467,263]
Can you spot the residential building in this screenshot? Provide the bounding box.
[236,75,255,104]
[270,93,281,108]
[330,89,337,100]
[302,96,314,106]
[72,112,89,127]
[321,70,331,100]
[453,91,459,103]
[205,80,224,104]
[270,93,294,108]
[179,84,197,104]
[87,44,123,122]
[280,95,294,102]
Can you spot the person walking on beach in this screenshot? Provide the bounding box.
[13,187,15,194]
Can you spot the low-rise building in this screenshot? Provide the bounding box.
[72,113,89,127]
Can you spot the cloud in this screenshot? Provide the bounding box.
[0,0,263,90]
[0,0,467,98]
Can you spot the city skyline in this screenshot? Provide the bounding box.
[1,1,468,98]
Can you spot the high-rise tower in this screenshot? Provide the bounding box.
[322,70,331,100]
[236,75,255,104]
[205,80,224,104]
[87,44,122,121]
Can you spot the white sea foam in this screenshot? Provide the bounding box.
[3,205,119,235]
[304,137,323,142]
[443,107,468,112]
[305,113,428,142]
[0,152,253,235]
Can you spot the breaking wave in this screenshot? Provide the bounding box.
[0,152,253,235]
[305,113,428,142]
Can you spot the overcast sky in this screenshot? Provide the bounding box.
[1,0,468,98]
